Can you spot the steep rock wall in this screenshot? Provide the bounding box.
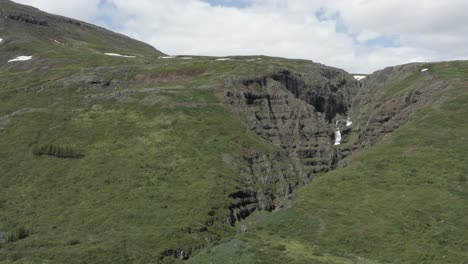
[223,67,359,222]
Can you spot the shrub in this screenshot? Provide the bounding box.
[66,239,80,246]
[271,244,287,251]
[32,144,84,159]
[6,226,31,243]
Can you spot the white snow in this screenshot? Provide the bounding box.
[8,56,32,62]
[0,38,3,43]
[216,58,231,61]
[346,117,353,127]
[421,68,428,72]
[354,75,367,80]
[104,53,136,58]
[159,56,192,59]
[334,129,342,146]
[245,58,263,62]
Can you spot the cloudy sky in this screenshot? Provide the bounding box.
[13,0,468,73]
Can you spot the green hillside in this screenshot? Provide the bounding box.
[1,1,467,263]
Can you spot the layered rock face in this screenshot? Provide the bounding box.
[223,67,359,222]
[222,64,449,224]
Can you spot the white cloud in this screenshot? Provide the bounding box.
[13,0,101,21]
[11,0,468,73]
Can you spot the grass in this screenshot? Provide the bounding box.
[2,7,468,261]
[0,30,320,262]
[381,73,422,100]
[0,93,261,262]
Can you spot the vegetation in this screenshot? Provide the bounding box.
[0,48,304,263]
[32,144,84,159]
[381,72,422,99]
[191,62,468,264]
[1,2,467,263]
[5,227,31,243]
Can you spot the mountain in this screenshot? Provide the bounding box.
[0,0,163,64]
[0,1,467,263]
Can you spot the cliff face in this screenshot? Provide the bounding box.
[349,63,454,150]
[222,63,451,224]
[223,67,360,222]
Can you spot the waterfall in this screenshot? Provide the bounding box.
[334,129,342,146]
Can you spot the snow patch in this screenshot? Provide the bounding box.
[0,37,3,43]
[159,56,192,60]
[421,68,428,72]
[334,129,342,146]
[245,58,263,62]
[346,117,353,127]
[104,53,136,58]
[354,75,367,80]
[216,58,231,61]
[8,56,32,62]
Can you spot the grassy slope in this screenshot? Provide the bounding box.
[0,41,323,263]
[0,0,161,57]
[190,61,468,264]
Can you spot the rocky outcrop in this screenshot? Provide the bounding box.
[160,248,192,261]
[65,19,81,27]
[221,63,453,225]
[7,13,48,26]
[348,63,453,150]
[223,67,359,222]
[227,149,298,224]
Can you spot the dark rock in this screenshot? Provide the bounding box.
[160,248,192,261]
[7,13,48,26]
[65,19,81,26]
[223,67,359,224]
[88,80,112,87]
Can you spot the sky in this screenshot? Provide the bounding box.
[12,0,468,73]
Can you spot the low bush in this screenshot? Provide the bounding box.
[6,226,31,243]
[32,144,84,159]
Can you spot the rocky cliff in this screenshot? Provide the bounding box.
[222,62,450,224]
[222,66,360,223]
